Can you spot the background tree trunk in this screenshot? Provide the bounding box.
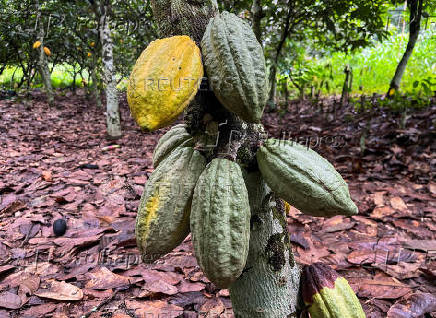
[267,0,293,109]
[340,65,351,106]
[37,39,54,106]
[35,2,54,106]
[149,1,301,317]
[251,0,263,43]
[387,0,423,96]
[99,1,122,138]
[268,63,278,108]
[90,65,102,108]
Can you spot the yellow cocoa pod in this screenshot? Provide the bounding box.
[33,41,41,49]
[127,35,203,131]
[43,47,51,56]
[302,263,366,318]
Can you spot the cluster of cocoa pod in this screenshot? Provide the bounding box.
[128,9,365,318]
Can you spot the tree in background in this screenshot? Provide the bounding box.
[1,0,155,136]
[89,0,122,138]
[35,0,54,106]
[387,0,432,96]
[257,0,389,107]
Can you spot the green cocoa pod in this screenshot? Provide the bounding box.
[201,11,268,123]
[136,147,206,263]
[190,158,250,288]
[152,124,194,168]
[302,263,366,318]
[256,139,358,217]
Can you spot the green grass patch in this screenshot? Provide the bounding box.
[0,64,88,90]
[321,29,436,95]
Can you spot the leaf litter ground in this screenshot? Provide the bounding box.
[0,90,435,318]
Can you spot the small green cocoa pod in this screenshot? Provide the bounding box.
[190,158,250,288]
[136,147,206,263]
[256,139,358,217]
[152,124,194,168]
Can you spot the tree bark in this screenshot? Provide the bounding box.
[401,1,407,36]
[35,3,54,106]
[251,0,263,43]
[268,63,278,108]
[230,172,301,318]
[267,0,293,108]
[283,79,289,109]
[149,2,301,317]
[99,2,122,138]
[90,65,102,108]
[340,65,351,106]
[387,0,423,97]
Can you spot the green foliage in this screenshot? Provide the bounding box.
[325,29,436,95]
[0,0,156,90]
[277,29,435,98]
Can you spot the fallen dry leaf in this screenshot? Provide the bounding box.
[21,303,57,318]
[138,280,178,297]
[428,183,436,195]
[178,279,206,293]
[390,196,407,211]
[373,192,385,207]
[35,280,83,301]
[402,240,436,252]
[0,310,10,318]
[200,298,225,317]
[371,206,395,218]
[17,275,40,305]
[0,291,21,309]
[387,292,436,318]
[41,170,53,182]
[356,278,411,300]
[85,267,131,290]
[140,269,183,286]
[126,300,183,318]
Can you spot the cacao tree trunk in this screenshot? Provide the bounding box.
[99,1,122,138]
[387,0,423,97]
[230,172,301,318]
[149,1,301,317]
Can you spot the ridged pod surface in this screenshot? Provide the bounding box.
[201,11,268,123]
[302,263,366,318]
[190,158,250,288]
[152,124,194,168]
[127,36,203,131]
[136,147,206,263]
[257,139,358,217]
